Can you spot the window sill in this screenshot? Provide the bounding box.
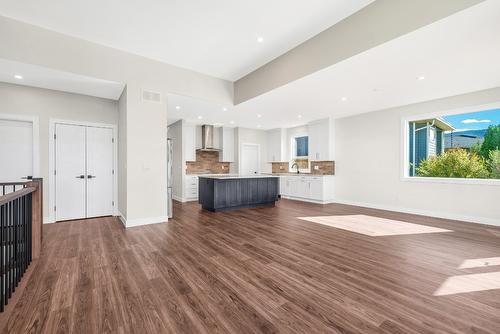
[401,176,500,186]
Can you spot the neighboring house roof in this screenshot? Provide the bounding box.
[411,117,455,131]
[444,129,486,149]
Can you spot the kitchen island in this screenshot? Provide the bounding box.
[198,175,279,212]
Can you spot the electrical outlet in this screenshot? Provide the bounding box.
[314,165,319,170]
[279,166,284,170]
[221,165,225,170]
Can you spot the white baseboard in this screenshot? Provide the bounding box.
[332,199,500,227]
[116,211,127,227]
[280,195,335,205]
[43,212,167,228]
[173,195,197,203]
[122,215,168,228]
[172,195,184,202]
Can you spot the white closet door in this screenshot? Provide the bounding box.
[0,119,33,184]
[86,126,113,218]
[55,124,86,221]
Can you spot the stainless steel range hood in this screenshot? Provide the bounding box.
[198,125,221,151]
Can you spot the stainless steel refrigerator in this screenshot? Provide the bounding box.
[167,138,173,218]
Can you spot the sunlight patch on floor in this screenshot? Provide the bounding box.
[459,257,500,269]
[434,272,500,296]
[297,215,453,236]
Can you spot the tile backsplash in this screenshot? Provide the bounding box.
[186,151,230,174]
[310,161,335,175]
[271,162,289,173]
[271,161,335,175]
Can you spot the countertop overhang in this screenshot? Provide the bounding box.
[197,175,279,179]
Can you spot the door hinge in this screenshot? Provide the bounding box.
[54,134,56,140]
[54,170,56,175]
[112,201,114,206]
[112,138,114,143]
[54,206,56,211]
[112,169,114,175]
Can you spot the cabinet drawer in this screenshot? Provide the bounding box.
[185,187,198,198]
[187,180,198,186]
[185,176,199,186]
[185,185,198,192]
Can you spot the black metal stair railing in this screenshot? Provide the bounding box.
[0,184,35,312]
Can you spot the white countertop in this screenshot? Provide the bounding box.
[188,173,333,178]
[262,173,334,177]
[186,173,239,177]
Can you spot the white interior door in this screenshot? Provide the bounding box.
[241,144,260,175]
[86,126,113,218]
[55,124,114,221]
[55,124,86,221]
[0,119,33,183]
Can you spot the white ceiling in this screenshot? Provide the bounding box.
[0,59,125,99]
[167,93,232,126]
[231,0,500,130]
[0,0,373,81]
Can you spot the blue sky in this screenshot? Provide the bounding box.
[442,108,500,131]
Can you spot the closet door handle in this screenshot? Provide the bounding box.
[76,175,85,179]
[87,175,96,179]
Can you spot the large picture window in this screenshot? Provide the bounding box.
[405,107,500,180]
[291,135,309,171]
[295,136,309,157]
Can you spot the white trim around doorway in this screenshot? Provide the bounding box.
[48,119,118,223]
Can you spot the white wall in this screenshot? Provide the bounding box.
[0,82,118,222]
[235,127,271,174]
[335,86,500,226]
[0,16,232,226]
[117,87,127,219]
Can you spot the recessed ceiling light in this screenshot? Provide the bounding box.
[223,107,227,111]
[197,116,203,120]
[257,37,264,43]
[175,106,181,110]
[297,115,303,119]
[229,120,235,124]
[417,76,425,80]
[257,114,262,118]
[341,97,347,101]
[14,74,23,80]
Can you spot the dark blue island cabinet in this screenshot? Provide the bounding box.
[198,176,280,212]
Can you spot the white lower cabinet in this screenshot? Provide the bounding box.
[184,175,199,200]
[279,175,334,203]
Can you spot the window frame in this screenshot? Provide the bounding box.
[401,102,500,186]
[290,133,310,172]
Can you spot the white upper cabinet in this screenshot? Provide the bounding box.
[213,126,221,150]
[308,118,335,161]
[219,127,234,162]
[183,122,196,162]
[266,128,286,162]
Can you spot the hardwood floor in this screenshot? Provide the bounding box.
[3,199,500,333]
